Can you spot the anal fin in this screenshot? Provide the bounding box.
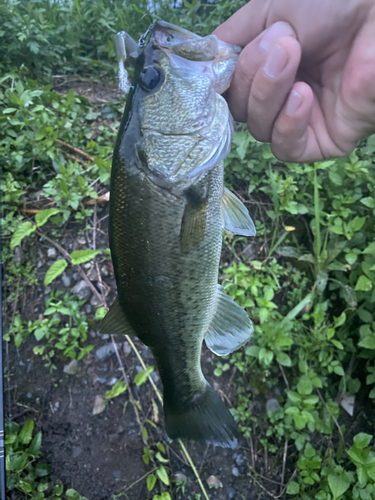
[205,285,253,356]
[100,297,136,336]
[222,187,256,236]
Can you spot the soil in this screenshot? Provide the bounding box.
[4,206,274,500]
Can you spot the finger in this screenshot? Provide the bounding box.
[270,82,321,162]
[225,22,296,123]
[213,0,270,47]
[246,36,301,142]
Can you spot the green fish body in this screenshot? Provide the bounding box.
[102,21,256,448]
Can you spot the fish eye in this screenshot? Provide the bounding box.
[166,34,173,43]
[139,66,164,92]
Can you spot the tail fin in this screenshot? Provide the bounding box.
[164,384,239,449]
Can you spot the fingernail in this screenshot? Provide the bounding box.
[260,21,294,52]
[285,89,303,115]
[263,43,288,78]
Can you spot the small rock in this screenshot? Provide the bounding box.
[72,272,80,281]
[45,286,52,294]
[61,273,71,288]
[135,365,143,373]
[63,359,80,375]
[238,465,247,475]
[113,470,121,479]
[174,472,187,482]
[206,475,223,488]
[87,267,99,281]
[37,260,43,268]
[47,247,57,258]
[101,334,109,340]
[27,363,33,373]
[266,398,281,413]
[85,304,92,314]
[78,237,86,245]
[232,452,245,466]
[92,395,106,415]
[340,392,355,416]
[142,348,154,360]
[72,280,92,300]
[228,487,236,499]
[93,375,107,384]
[27,392,32,398]
[151,371,160,384]
[108,377,118,386]
[72,446,83,458]
[90,294,101,307]
[232,467,239,477]
[96,343,121,360]
[123,341,131,356]
[89,329,98,339]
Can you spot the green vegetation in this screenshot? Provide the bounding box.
[2,0,375,499]
[5,418,88,499]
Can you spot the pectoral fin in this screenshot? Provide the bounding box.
[100,297,136,336]
[180,188,208,253]
[205,285,253,356]
[222,187,256,236]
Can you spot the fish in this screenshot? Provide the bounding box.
[101,20,256,449]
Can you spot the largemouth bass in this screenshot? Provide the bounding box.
[101,21,256,448]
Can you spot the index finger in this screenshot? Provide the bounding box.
[213,0,270,46]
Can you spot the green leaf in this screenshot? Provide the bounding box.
[360,197,375,208]
[147,474,157,491]
[276,352,292,367]
[358,336,375,349]
[245,345,260,358]
[363,241,375,254]
[353,433,373,450]
[156,466,170,486]
[105,381,127,400]
[10,221,36,249]
[11,452,29,472]
[35,208,60,226]
[35,462,51,477]
[355,275,373,292]
[155,451,169,463]
[44,259,68,286]
[28,431,42,455]
[351,217,366,232]
[70,249,101,265]
[19,418,34,445]
[95,307,107,320]
[66,488,89,500]
[286,481,299,494]
[134,366,154,386]
[297,375,313,395]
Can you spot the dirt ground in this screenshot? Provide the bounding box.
[4,206,275,500]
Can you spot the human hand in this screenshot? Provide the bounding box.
[214,0,375,163]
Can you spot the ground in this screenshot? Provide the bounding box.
[4,206,275,500]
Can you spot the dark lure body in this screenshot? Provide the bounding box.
[102,21,255,448]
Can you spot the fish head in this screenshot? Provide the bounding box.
[118,21,241,189]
